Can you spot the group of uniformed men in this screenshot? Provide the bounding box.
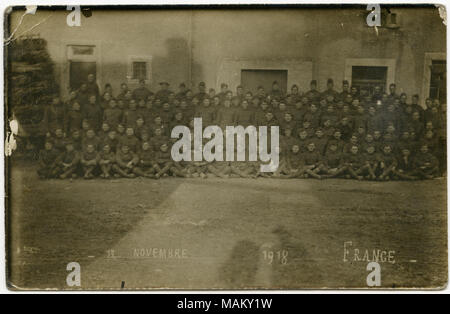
[37,74,445,180]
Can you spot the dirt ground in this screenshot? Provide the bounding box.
[6,161,448,290]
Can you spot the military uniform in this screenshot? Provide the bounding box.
[153,148,175,178]
[133,147,156,178]
[413,150,439,178]
[279,119,297,136]
[280,135,298,154]
[51,135,67,153]
[361,150,380,179]
[284,151,304,178]
[82,103,102,131]
[343,150,364,179]
[303,109,321,129]
[132,86,153,101]
[113,148,139,178]
[64,109,82,135]
[323,149,344,170]
[305,88,321,102]
[155,82,172,103]
[103,106,123,130]
[194,105,216,126]
[98,149,116,178]
[367,111,384,133]
[119,134,140,153]
[302,150,322,167]
[394,152,417,180]
[102,135,119,153]
[82,135,100,151]
[235,107,254,127]
[216,106,236,128]
[312,135,328,156]
[327,138,345,153]
[378,150,398,180]
[37,146,62,179]
[80,149,99,178]
[55,145,80,179]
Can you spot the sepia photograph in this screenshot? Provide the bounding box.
[3,4,448,291]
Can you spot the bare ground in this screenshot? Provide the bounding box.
[6,161,448,290]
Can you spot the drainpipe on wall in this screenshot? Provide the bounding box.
[188,11,193,89]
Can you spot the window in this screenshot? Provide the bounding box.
[351,66,387,94]
[127,56,152,84]
[132,62,147,80]
[429,60,446,104]
[71,45,95,56]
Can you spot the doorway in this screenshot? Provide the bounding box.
[351,66,388,94]
[241,69,288,95]
[69,61,96,91]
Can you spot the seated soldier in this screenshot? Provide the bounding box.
[80,143,99,179]
[98,143,115,179]
[378,144,398,181]
[153,143,179,179]
[360,145,380,180]
[412,143,440,179]
[133,141,156,178]
[321,142,346,178]
[393,147,418,180]
[55,140,80,179]
[343,145,364,180]
[285,144,306,179]
[112,144,138,178]
[37,141,60,179]
[301,142,323,179]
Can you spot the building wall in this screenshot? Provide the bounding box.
[9,9,193,95]
[9,6,446,102]
[190,7,446,98]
